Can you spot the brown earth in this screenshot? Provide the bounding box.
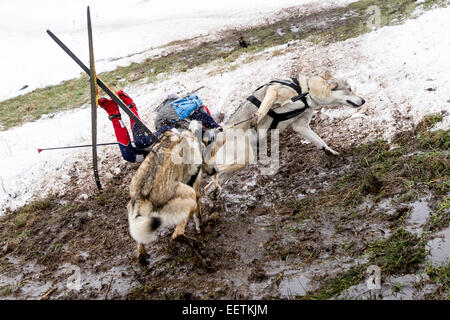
[1,111,448,299]
[1,0,449,300]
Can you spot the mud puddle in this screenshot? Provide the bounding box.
[1,105,448,299]
[338,273,438,300]
[405,195,433,235]
[427,227,450,266]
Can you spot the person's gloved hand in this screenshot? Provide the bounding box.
[98,97,120,117]
[117,90,135,108]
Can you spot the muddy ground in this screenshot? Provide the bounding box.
[0,0,449,300]
[0,110,448,300]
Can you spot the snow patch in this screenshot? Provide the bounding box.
[0,0,355,101]
[1,6,450,214]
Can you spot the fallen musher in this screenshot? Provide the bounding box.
[204,70,366,195]
[95,90,218,162]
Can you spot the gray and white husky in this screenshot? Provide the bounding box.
[204,70,366,193]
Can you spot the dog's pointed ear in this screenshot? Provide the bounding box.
[326,80,339,90]
[323,70,334,80]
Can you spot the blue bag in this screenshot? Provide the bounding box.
[169,95,203,120]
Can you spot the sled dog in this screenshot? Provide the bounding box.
[205,70,366,193]
[127,123,204,262]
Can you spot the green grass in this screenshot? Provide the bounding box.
[415,113,444,134]
[425,196,450,232]
[12,199,54,229]
[0,76,91,130]
[426,261,450,299]
[368,229,427,274]
[301,266,366,300]
[1,0,448,130]
[0,286,12,297]
[0,199,54,243]
[427,262,450,284]
[392,282,403,294]
[302,228,428,299]
[16,199,54,213]
[418,129,450,151]
[438,196,450,214]
[291,126,449,216]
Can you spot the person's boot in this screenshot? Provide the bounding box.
[99,97,138,163]
[117,90,155,149]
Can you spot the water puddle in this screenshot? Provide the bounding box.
[376,198,396,216]
[405,197,432,235]
[290,25,300,33]
[0,274,22,290]
[20,281,53,299]
[338,273,436,300]
[358,197,374,211]
[279,272,313,298]
[427,226,450,265]
[239,215,277,264]
[265,258,365,299]
[54,263,138,299]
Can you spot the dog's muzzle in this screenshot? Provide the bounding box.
[347,99,365,107]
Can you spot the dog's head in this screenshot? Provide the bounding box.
[127,199,162,244]
[304,71,365,108]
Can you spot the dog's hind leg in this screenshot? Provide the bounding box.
[137,243,149,265]
[172,205,197,239]
[192,169,203,234]
[193,208,201,234]
[160,183,197,239]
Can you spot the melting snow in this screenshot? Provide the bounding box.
[1,5,449,214]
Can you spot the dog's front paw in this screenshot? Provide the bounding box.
[322,147,339,156]
[205,182,222,199]
[212,185,222,199]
